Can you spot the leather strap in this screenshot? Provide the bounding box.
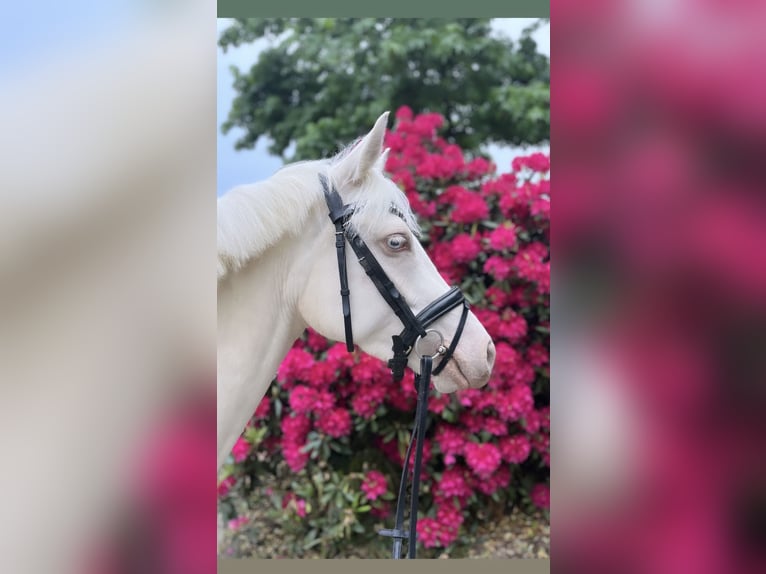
[379,354,432,559]
[432,301,470,376]
[346,232,426,340]
[319,174,355,352]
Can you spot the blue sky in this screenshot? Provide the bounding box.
[217,18,551,196]
[0,1,137,79]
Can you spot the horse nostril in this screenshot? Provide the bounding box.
[486,340,496,370]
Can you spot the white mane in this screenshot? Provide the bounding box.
[217,159,325,279]
[217,151,418,280]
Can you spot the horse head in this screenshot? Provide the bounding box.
[297,112,495,393]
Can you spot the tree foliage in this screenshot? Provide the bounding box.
[219,18,550,161]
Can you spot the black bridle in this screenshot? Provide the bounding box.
[319,174,470,559]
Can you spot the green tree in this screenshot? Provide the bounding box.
[219,18,549,161]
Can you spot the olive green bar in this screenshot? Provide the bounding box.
[218,559,551,573]
[217,1,549,18]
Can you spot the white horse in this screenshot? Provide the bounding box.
[217,112,495,469]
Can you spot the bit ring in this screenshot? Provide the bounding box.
[414,330,447,359]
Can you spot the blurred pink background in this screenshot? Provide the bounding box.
[553,1,766,573]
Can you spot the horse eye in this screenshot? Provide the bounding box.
[386,235,408,251]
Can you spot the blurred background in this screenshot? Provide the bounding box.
[553,1,766,573]
[0,2,216,574]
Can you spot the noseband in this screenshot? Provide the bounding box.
[319,174,470,559]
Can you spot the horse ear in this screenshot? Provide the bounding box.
[332,111,389,185]
[374,148,390,172]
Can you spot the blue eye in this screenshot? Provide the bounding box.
[386,235,408,251]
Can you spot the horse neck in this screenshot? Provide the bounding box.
[216,224,319,469]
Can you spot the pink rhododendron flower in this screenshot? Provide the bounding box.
[498,310,528,342]
[395,105,413,121]
[475,465,511,496]
[406,189,436,217]
[508,361,536,387]
[288,385,317,414]
[351,383,386,419]
[427,392,451,415]
[417,518,440,548]
[481,172,516,197]
[253,395,271,419]
[417,153,461,179]
[280,414,311,472]
[282,493,308,517]
[315,408,351,438]
[281,413,310,442]
[464,442,502,479]
[512,242,550,293]
[451,190,489,224]
[526,343,549,367]
[325,342,356,372]
[277,347,315,384]
[415,498,463,548]
[313,389,336,411]
[391,169,415,192]
[530,483,550,509]
[428,242,454,271]
[483,255,513,280]
[533,433,550,459]
[539,406,550,429]
[449,233,482,263]
[522,410,542,434]
[437,467,472,498]
[433,502,464,546]
[513,152,550,174]
[305,328,329,352]
[412,112,443,135]
[458,410,484,434]
[306,361,338,386]
[360,470,388,501]
[435,424,465,463]
[499,434,532,464]
[231,437,250,463]
[282,441,309,473]
[489,224,518,251]
[351,354,388,384]
[531,196,551,219]
[228,516,249,530]
[483,416,509,436]
[495,385,535,422]
[456,388,483,408]
[493,342,522,376]
[386,369,416,411]
[217,476,235,497]
[485,285,511,308]
[465,156,493,178]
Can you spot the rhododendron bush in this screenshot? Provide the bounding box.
[218,107,550,557]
